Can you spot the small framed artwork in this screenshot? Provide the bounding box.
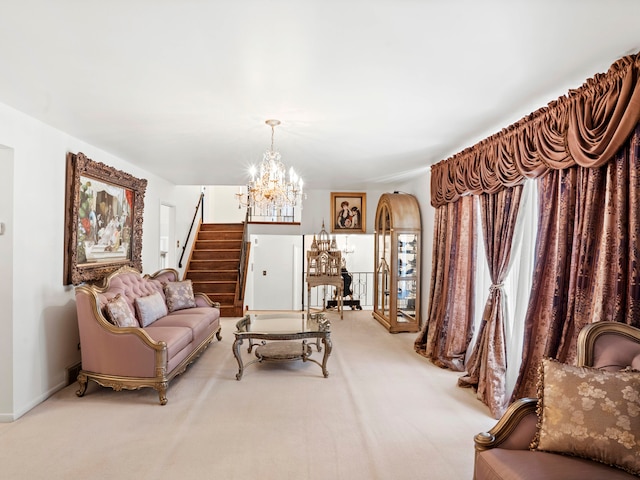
[63,152,147,285]
[330,192,366,233]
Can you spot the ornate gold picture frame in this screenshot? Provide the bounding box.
[330,192,366,233]
[63,152,147,285]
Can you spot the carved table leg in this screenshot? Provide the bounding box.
[233,337,245,380]
[321,334,332,378]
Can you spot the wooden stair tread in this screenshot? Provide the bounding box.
[192,249,241,252]
[185,222,246,317]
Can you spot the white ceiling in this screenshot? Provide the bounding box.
[1,1,639,190]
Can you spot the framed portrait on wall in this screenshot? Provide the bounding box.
[63,152,147,285]
[330,192,366,233]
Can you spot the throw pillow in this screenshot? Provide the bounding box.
[163,280,197,312]
[104,294,138,327]
[531,357,640,475]
[134,291,168,327]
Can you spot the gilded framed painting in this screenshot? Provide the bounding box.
[63,152,147,285]
[330,192,366,233]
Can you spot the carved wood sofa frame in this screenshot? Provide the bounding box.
[74,267,222,405]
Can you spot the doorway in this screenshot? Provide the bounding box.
[247,234,303,310]
[159,204,176,270]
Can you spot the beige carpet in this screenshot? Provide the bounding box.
[0,310,494,480]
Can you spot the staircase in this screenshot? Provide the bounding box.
[184,223,246,317]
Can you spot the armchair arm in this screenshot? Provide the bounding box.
[577,321,640,369]
[474,398,538,452]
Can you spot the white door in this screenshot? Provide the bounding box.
[159,204,176,269]
[248,235,303,310]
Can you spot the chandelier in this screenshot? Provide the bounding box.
[236,119,303,221]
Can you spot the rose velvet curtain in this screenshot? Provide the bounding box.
[512,126,640,399]
[424,51,640,412]
[414,195,476,371]
[458,185,523,418]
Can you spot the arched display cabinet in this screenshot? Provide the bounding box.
[373,192,421,333]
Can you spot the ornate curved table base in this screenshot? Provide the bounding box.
[233,312,332,380]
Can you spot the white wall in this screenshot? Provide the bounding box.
[0,101,200,421]
[299,188,388,236]
[205,185,246,224]
[171,185,205,277]
[0,147,14,415]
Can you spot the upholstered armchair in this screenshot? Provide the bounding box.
[473,321,640,480]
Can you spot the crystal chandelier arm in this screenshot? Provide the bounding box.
[238,119,303,220]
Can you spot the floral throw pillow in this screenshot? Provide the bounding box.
[134,291,168,327]
[163,280,197,313]
[104,294,138,327]
[532,358,640,475]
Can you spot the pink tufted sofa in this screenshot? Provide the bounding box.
[74,267,221,405]
[473,321,640,480]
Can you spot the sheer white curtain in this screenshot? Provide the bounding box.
[467,180,538,399]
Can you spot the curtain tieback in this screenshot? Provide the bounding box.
[482,283,505,321]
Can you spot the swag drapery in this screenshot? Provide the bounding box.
[419,51,640,414]
[430,53,640,206]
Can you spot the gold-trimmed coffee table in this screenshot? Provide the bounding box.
[232,311,332,380]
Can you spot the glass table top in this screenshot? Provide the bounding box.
[236,311,330,335]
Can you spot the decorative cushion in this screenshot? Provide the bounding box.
[532,358,640,475]
[163,280,197,313]
[134,291,168,327]
[104,294,138,327]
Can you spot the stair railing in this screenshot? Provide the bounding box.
[178,192,204,269]
[237,209,250,302]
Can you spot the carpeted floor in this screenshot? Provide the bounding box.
[0,310,494,479]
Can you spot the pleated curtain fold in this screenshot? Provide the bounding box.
[511,127,640,400]
[414,196,476,372]
[458,185,522,418]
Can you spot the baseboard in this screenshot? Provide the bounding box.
[66,362,82,386]
[0,413,15,423]
[2,379,68,422]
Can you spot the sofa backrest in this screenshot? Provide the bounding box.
[92,267,179,319]
[577,321,640,370]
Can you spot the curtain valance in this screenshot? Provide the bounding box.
[431,52,640,207]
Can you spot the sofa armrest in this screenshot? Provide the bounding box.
[75,285,167,378]
[194,292,221,308]
[475,398,538,452]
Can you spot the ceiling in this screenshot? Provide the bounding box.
[1,1,639,191]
